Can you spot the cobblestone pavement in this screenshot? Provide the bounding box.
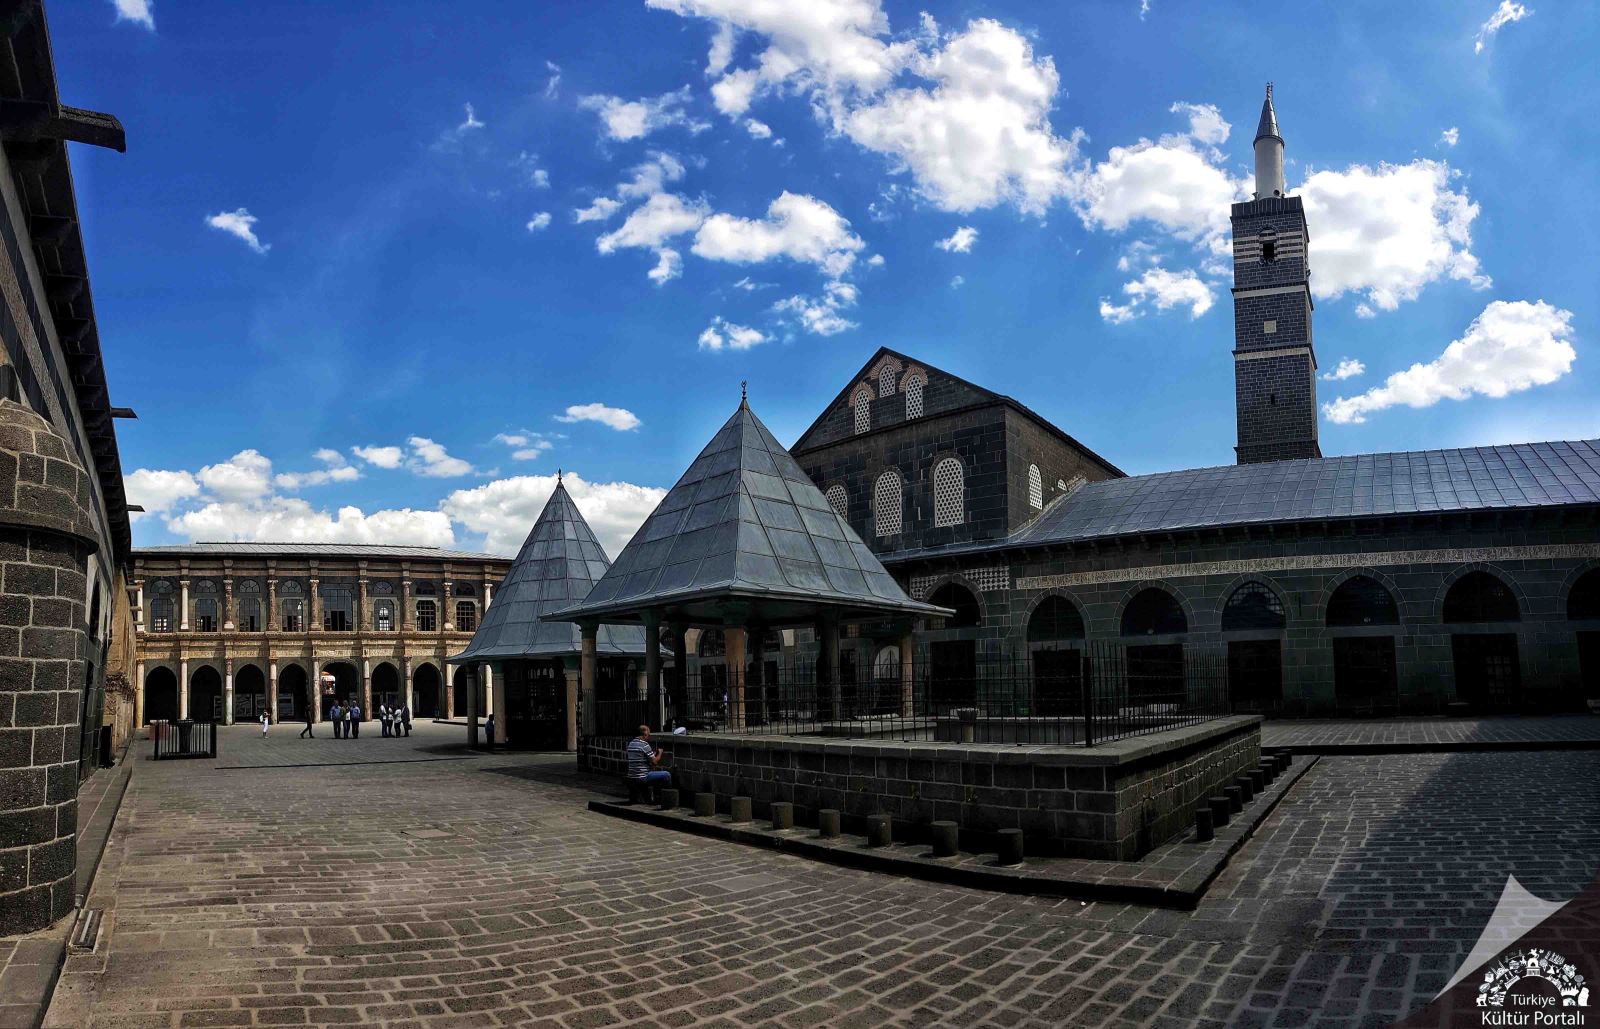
[1262,713,1600,749]
[44,724,1600,1028]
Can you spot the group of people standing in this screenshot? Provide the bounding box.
[292,699,411,739]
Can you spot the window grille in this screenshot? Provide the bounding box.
[375,601,394,632]
[824,484,848,520]
[281,599,304,633]
[1222,582,1286,631]
[150,597,173,633]
[873,471,902,537]
[456,601,477,632]
[416,600,437,632]
[852,389,871,435]
[904,372,925,418]
[238,598,260,632]
[195,598,217,632]
[878,370,896,397]
[970,566,1010,592]
[932,457,963,527]
[373,580,393,595]
[238,579,259,593]
[1028,464,1043,509]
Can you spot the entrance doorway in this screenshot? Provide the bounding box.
[1332,636,1398,715]
[1228,640,1283,712]
[143,666,178,723]
[412,664,440,717]
[505,660,567,749]
[277,665,308,721]
[322,662,361,718]
[189,666,223,723]
[1451,634,1521,711]
[233,665,268,721]
[929,640,977,712]
[371,663,401,710]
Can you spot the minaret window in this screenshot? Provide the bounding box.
[1261,240,1277,262]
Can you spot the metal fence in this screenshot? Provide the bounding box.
[150,720,217,760]
[592,640,1231,747]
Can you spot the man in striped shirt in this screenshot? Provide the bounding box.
[626,725,671,790]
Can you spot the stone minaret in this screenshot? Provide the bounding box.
[1232,84,1321,465]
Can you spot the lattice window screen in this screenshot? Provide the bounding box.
[971,567,1011,592]
[909,575,937,600]
[853,390,871,434]
[932,458,964,527]
[904,373,924,419]
[824,484,848,520]
[873,471,902,536]
[879,370,896,396]
[1028,464,1043,509]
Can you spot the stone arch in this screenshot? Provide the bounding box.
[371,661,401,710]
[1438,564,1525,623]
[1118,584,1189,637]
[233,663,268,721]
[276,663,309,721]
[1567,563,1600,621]
[1220,579,1289,632]
[925,575,984,629]
[143,665,179,723]
[1024,592,1086,646]
[321,660,362,718]
[189,664,223,723]
[412,662,441,718]
[1319,567,1405,627]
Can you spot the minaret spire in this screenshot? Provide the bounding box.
[1253,83,1285,200]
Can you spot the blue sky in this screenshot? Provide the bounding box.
[61,0,1597,556]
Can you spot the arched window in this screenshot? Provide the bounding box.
[195,597,218,632]
[932,457,964,527]
[322,585,354,631]
[1121,588,1187,636]
[456,582,475,597]
[1028,464,1043,509]
[904,371,925,419]
[238,578,259,594]
[372,580,394,596]
[873,470,902,537]
[1443,571,1520,623]
[1326,576,1399,627]
[416,600,437,632]
[927,582,981,628]
[374,600,394,632]
[237,597,261,632]
[698,629,726,658]
[824,483,848,520]
[1570,569,1600,620]
[415,581,437,597]
[1027,595,1085,646]
[878,368,897,397]
[1222,582,1286,631]
[149,596,174,633]
[873,646,899,681]
[852,387,872,435]
[455,601,477,632]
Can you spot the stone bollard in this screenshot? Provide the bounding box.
[1259,761,1277,785]
[1248,769,1266,795]
[1277,749,1293,770]
[1194,805,1214,843]
[1208,795,1231,827]
[769,802,794,831]
[817,809,842,838]
[865,814,892,848]
[658,788,679,811]
[1224,785,1243,814]
[729,796,752,823]
[1235,775,1254,804]
[930,820,959,858]
[693,793,716,817]
[996,828,1024,866]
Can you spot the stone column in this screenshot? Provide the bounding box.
[311,659,322,721]
[265,576,277,630]
[580,623,598,738]
[900,628,915,718]
[563,656,579,751]
[180,578,190,630]
[308,579,320,634]
[399,658,410,712]
[268,661,278,720]
[642,612,662,730]
[465,664,479,748]
[489,665,506,744]
[362,658,372,717]
[224,660,235,725]
[483,581,493,608]
[223,577,234,631]
[179,658,189,719]
[357,577,369,635]
[441,580,452,633]
[401,580,412,632]
[135,660,146,726]
[135,581,144,634]
[726,627,747,731]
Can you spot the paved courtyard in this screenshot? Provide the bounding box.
[43,722,1600,1028]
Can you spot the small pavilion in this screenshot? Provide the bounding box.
[449,478,654,749]
[547,393,949,735]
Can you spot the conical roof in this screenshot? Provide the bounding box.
[547,400,951,627]
[1254,84,1281,143]
[450,481,652,662]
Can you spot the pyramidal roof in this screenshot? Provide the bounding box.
[450,481,652,662]
[548,400,950,626]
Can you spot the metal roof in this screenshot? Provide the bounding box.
[549,400,951,626]
[1254,84,1281,142]
[885,439,1600,564]
[133,543,509,562]
[450,482,652,662]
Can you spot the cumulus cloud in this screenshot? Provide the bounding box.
[526,211,552,232]
[556,403,642,431]
[1321,358,1367,381]
[442,472,666,558]
[544,60,561,98]
[1299,159,1489,312]
[949,275,964,289]
[1322,300,1575,424]
[692,192,865,277]
[698,317,767,351]
[935,226,978,253]
[405,437,475,478]
[350,445,404,469]
[494,431,554,461]
[274,450,361,491]
[745,119,773,139]
[1098,266,1214,323]
[124,468,198,522]
[195,450,274,501]
[595,193,708,282]
[581,87,709,140]
[1440,126,1460,147]
[773,280,859,336]
[110,0,154,30]
[205,209,270,254]
[1475,1,1531,53]
[166,499,454,548]
[574,196,623,224]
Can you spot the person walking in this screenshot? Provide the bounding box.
[300,706,314,739]
[349,701,362,739]
[260,712,270,738]
[380,704,391,738]
[400,704,411,738]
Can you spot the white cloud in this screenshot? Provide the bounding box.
[1068,110,1239,247]
[745,119,773,139]
[526,211,553,232]
[692,192,865,277]
[732,276,772,291]
[773,280,859,336]
[1475,1,1531,53]
[124,468,197,522]
[950,275,964,289]
[616,152,687,200]
[574,197,622,223]
[866,254,884,267]
[514,151,551,189]
[166,498,454,549]
[1321,358,1367,381]
[431,103,487,152]
[442,472,666,558]
[350,445,404,469]
[1322,300,1575,424]
[1168,102,1229,146]
[460,104,485,131]
[555,403,642,431]
[196,450,274,501]
[1440,126,1460,147]
[406,436,475,478]
[596,193,708,254]
[494,432,554,461]
[274,449,361,490]
[698,317,767,351]
[544,61,562,98]
[1098,266,1214,323]
[205,208,270,254]
[111,0,154,30]
[1299,159,1489,312]
[935,226,978,253]
[648,248,683,285]
[581,87,709,140]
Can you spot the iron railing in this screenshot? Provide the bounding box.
[591,640,1231,747]
[150,719,217,760]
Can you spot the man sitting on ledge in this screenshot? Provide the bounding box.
[626,725,670,800]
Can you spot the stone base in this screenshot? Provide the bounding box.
[653,716,1262,860]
